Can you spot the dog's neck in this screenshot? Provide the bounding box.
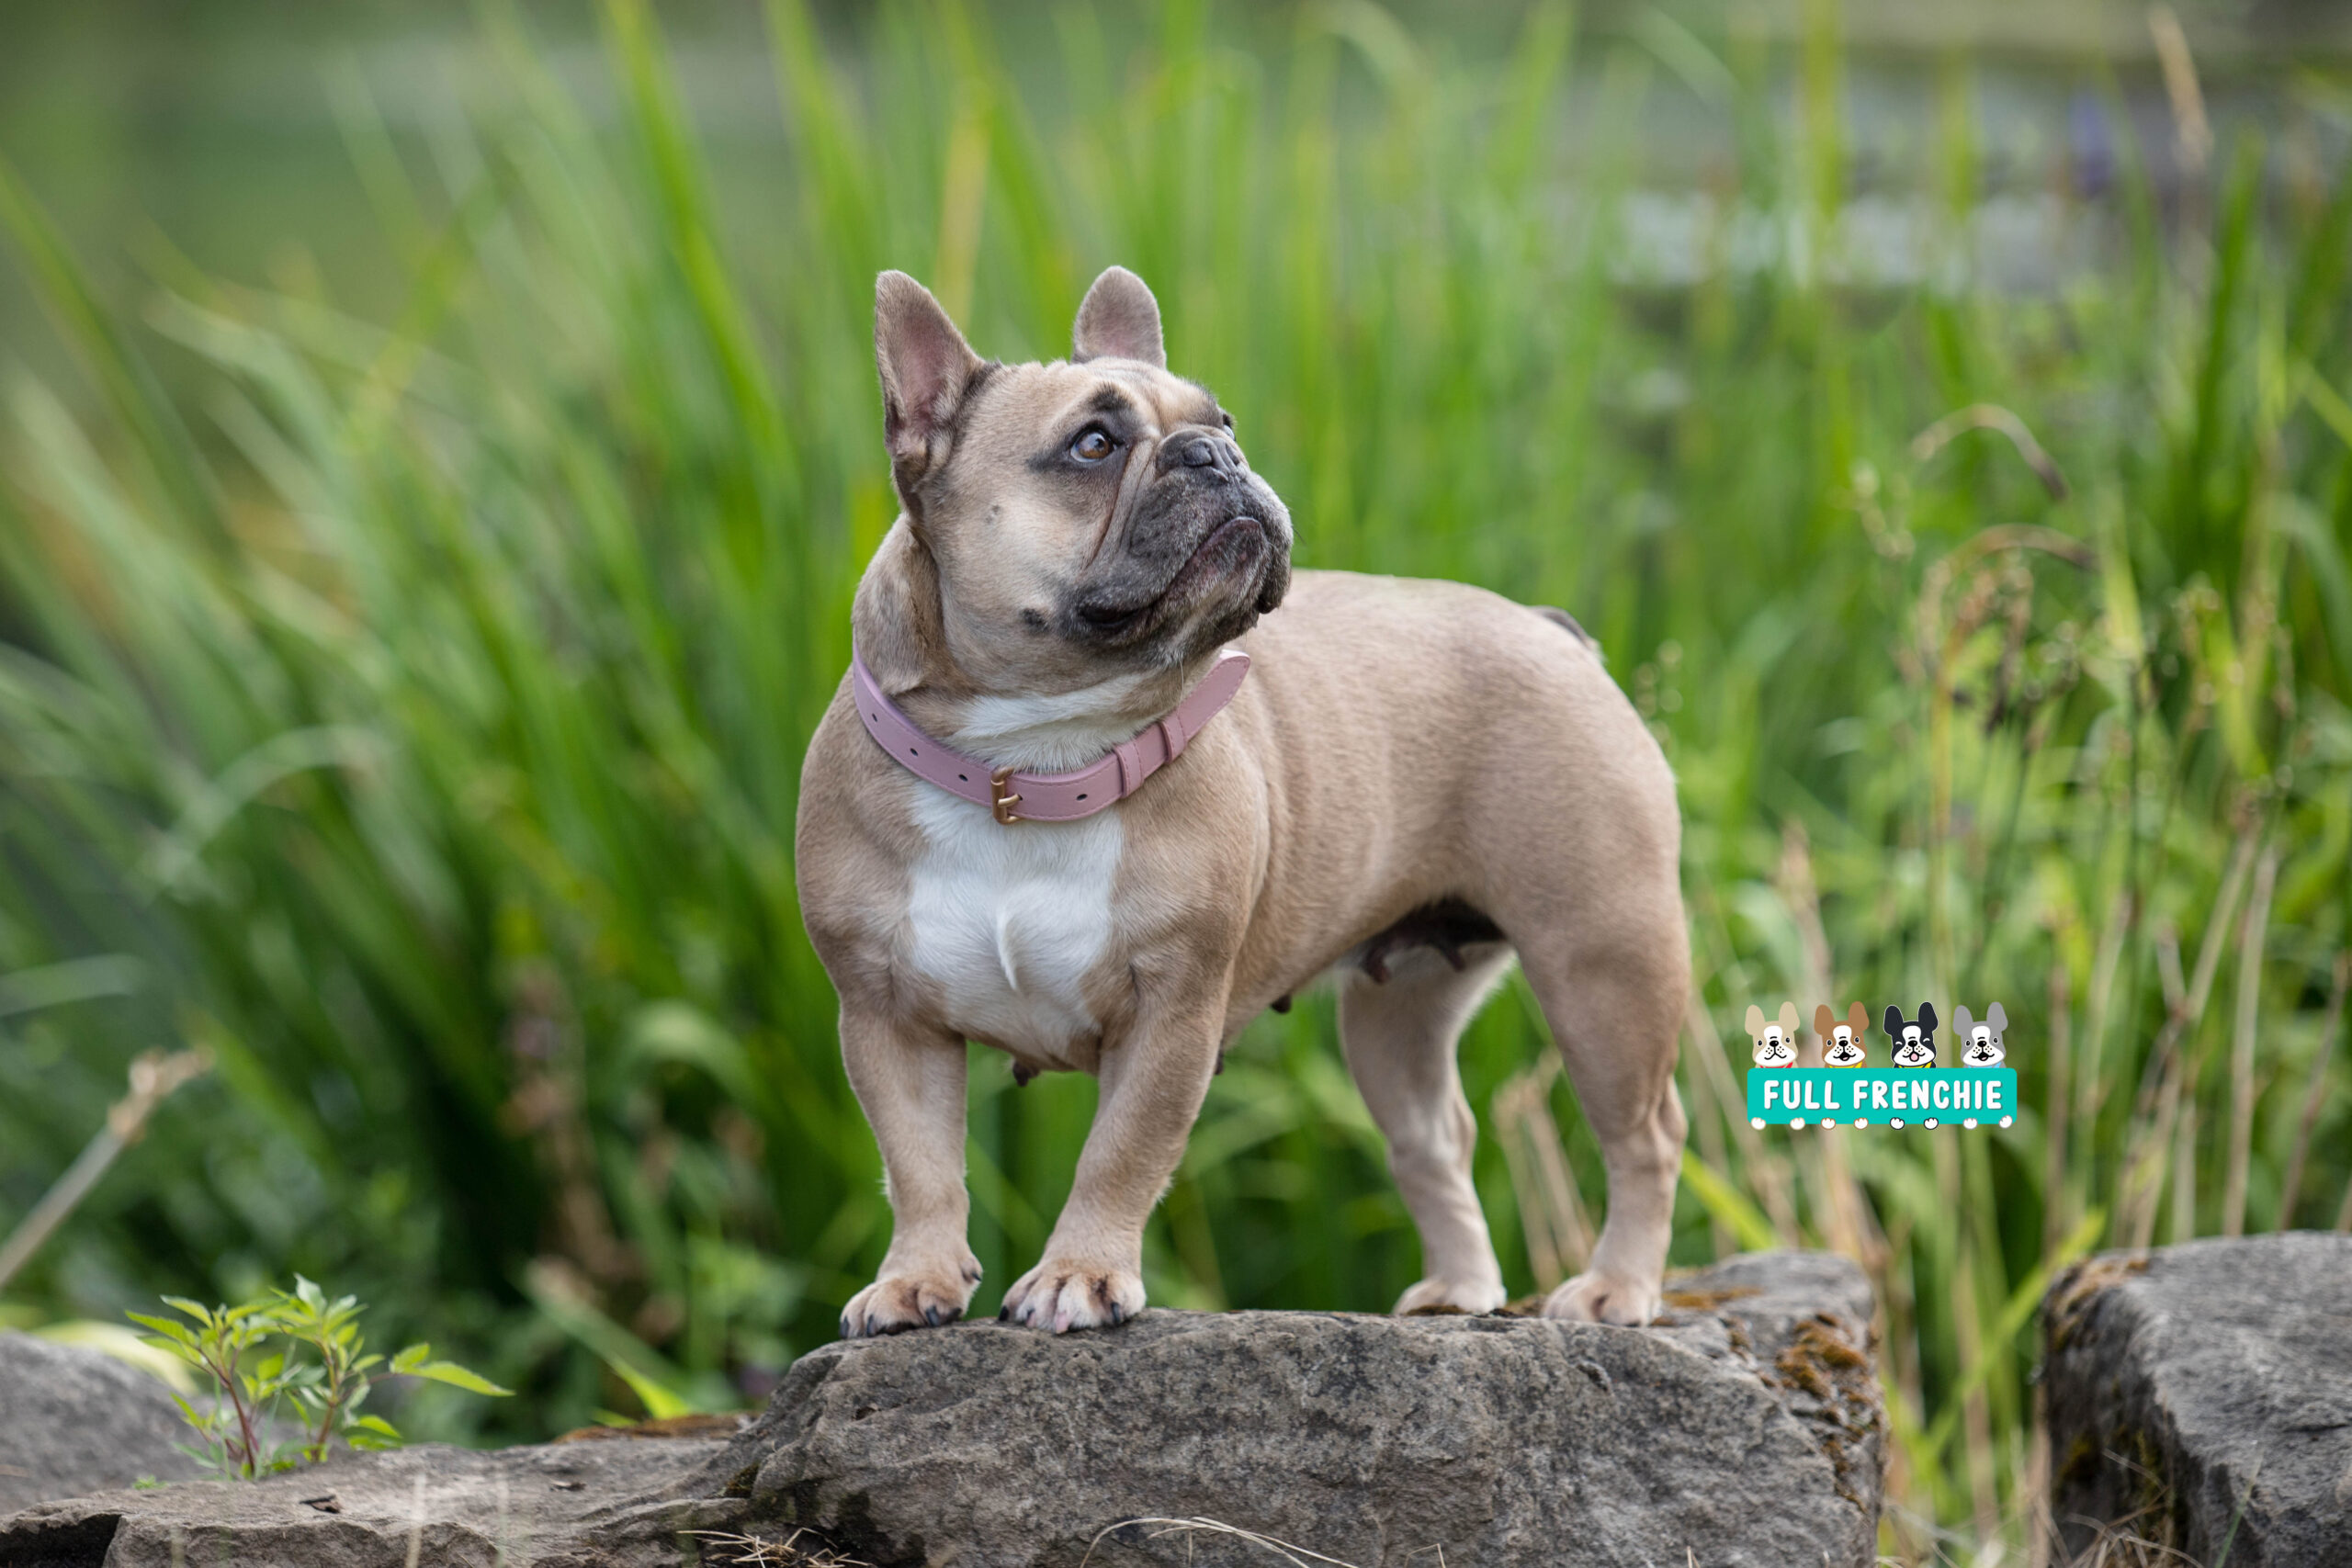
[852,521,1201,773]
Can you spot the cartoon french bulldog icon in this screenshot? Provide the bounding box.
[1952,1003,2006,1066]
[1747,1002,1800,1068]
[1885,1001,1938,1068]
[1815,1002,1870,1067]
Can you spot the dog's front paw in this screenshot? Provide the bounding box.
[998,1257,1144,1332]
[840,1254,982,1339]
[1543,1269,1660,1326]
[1394,1275,1508,1315]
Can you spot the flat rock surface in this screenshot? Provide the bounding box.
[2044,1232,2352,1568]
[0,1335,203,1516]
[0,1427,745,1568]
[3,1251,1883,1568]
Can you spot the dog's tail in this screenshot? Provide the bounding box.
[1534,604,1601,657]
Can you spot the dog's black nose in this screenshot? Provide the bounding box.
[1172,431,1244,477]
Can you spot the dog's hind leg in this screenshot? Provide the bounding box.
[1511,921,1690,1326]
[1340,943,1516,1314]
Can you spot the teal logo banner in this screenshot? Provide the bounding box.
[1746,1067,2017,1129]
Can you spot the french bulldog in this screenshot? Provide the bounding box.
[795,267,1689,1337]
[1885,1002,1937,1068]
[1747,1002,1799,1067]
[1951,1004,2006,1066]
[1816,1001,1871,1066]
[1883,1002,1939,1068]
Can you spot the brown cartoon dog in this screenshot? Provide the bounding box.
[796,268,1689,1336]
[1815,1002,1871,1067]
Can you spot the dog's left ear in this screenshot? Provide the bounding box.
[1073,266,1166,368]
[1846,1001,1869,1036]
[1918,1000,1938,1034]
[1986,1002,2007,1033]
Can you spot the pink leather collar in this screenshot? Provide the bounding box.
[848,647,1251,823]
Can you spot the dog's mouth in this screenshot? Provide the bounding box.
[1070,514,1272,638]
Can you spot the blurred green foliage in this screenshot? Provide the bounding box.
[1,2,2349,1560]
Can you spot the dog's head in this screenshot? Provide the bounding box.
[1952,1003,2005,1066]
[1746,1002,1799,1067]
[860,267,1292,699]
[1815,1001,1870,1066]
[1883,1002,1938,1066]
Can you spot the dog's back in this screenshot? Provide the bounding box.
[1221,568,1679,975]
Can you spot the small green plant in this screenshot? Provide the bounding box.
[130,1279,510,1479]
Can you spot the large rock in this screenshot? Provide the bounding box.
[0,1335,203,1515]
[729,1250,1883,1567]
[2044,1232,2352,1568]
[3,1252,1882,1568]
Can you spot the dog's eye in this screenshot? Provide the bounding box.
[1070,428,1115,464]
[1219,411,1235,432]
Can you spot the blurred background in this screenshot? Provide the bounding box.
[2,0,2348,1561]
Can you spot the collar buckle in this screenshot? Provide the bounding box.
[989,766,1024,825]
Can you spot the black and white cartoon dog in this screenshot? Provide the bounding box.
[1885,1001,1938,1068]
[1884,1002,1938,1127]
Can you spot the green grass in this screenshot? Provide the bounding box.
[2,3,2349,1560]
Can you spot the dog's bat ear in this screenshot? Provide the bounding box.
[1073,265,1167,368]
[1745,1004,1765,1036]
[1812,1003,1832,1036]
[1953,1005,1973,1039]
[1779,1001,1799,1033]
[1847,1001,1869,1034]
[876,271,986,482]
[1987,1001,2006,1032]
[1919,1000,1938,1033]
[1883,1004,1902,1038]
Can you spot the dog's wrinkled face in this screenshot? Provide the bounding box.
[873,266,1292,690]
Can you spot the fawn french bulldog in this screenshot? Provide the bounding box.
[1747,1002,1800,1067]
[795,268,1689,1337]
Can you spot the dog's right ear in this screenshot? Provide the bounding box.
[1745,1004,1765,1037]
[1814,1003,1834,1038]
[1883,1004,1903,1039]
[1953,1005,1974,1041]
[876,271,985,497]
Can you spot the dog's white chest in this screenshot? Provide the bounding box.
[901,783,1121,1055]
